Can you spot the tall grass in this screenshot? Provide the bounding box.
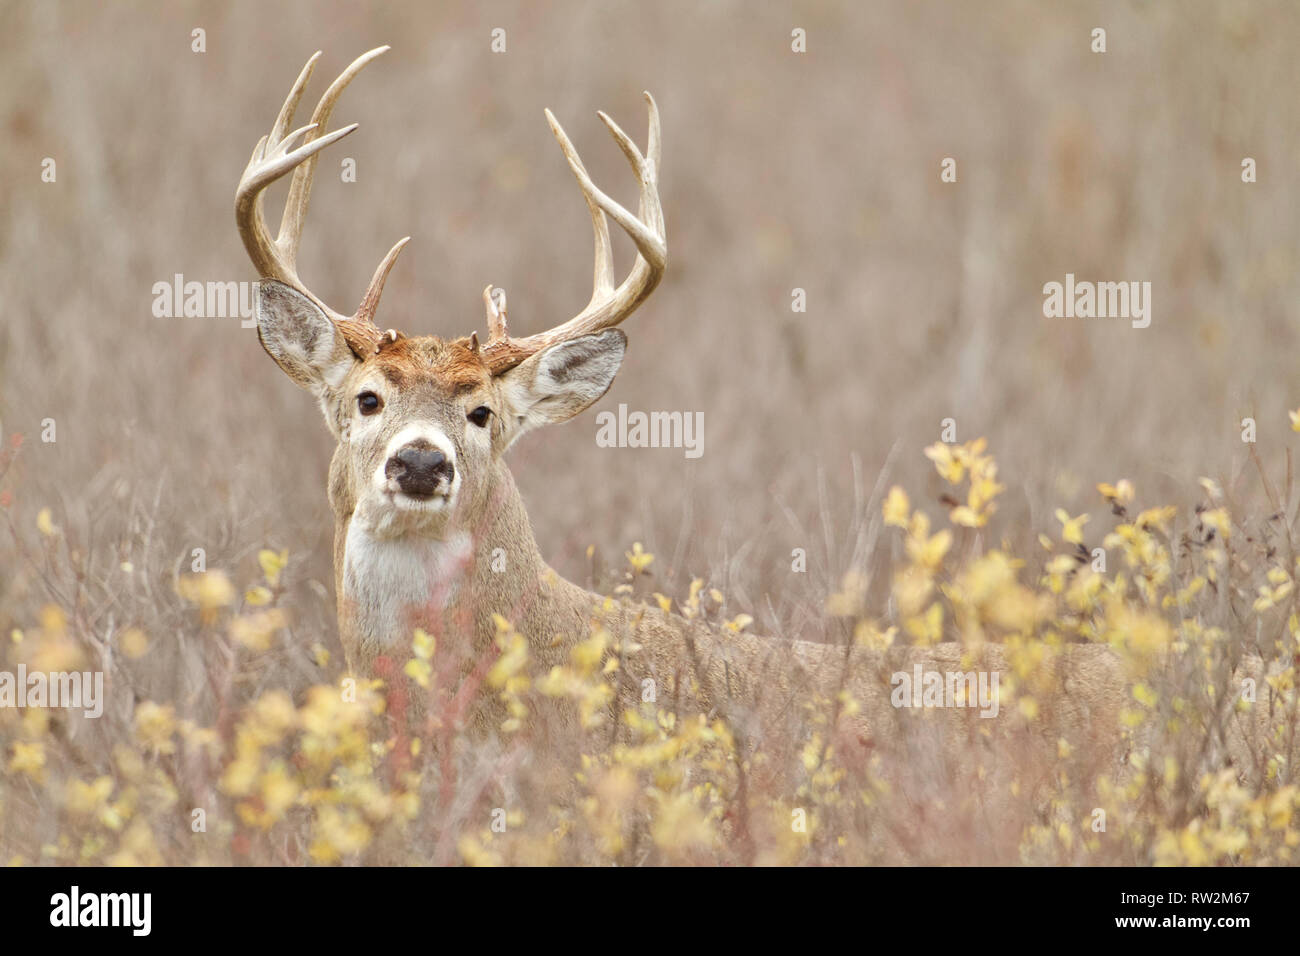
[2,0,1299,864]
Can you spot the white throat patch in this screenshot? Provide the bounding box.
[342,525,473,648]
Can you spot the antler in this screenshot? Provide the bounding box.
[478,93,666,374]
[235,47,408,357]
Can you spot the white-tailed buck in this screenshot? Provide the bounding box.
[236,47,676,689]
[236,52,1283,825]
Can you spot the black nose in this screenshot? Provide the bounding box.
[385,443,454,498]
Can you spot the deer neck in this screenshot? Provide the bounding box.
[334,461,595,669]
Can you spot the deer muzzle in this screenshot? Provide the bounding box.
[385,441,454,498]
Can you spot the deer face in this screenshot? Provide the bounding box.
[255,280,626,539]
[237,49,662,548]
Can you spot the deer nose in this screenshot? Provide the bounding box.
[385,443,454,498]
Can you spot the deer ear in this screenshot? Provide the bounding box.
[254,280,357,394]
[498,329,626,447]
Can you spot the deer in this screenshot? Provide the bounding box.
[234,47,686,697]
[234,51,1287,850]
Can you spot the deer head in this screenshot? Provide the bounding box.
[236,48,664,539]
[235,48,665,663]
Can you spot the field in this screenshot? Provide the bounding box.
[1,0,1299,865]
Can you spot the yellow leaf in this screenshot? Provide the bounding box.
[949,505,984,528]
[244,586,273,607]
[258,549,289,588]
[1055,509,1089,546]
[1198,477,1223,501]
[1201,507,1231,540]
[907,528,952,571]
[404,658,431,688]
[1134,506,1177,533]
[882,486,910,527]
[924,442,964,484]
[625,542,655,573]
[230,609,287,652]
[120,628,149,660]
[177,571,236,610]
[854,620,896,651]
[1097,480,1135,505]
[725,614,754,633]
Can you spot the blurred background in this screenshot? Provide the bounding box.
[3,0,1300,688]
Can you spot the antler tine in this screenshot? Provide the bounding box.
[584,96,664,270]
[483,285,509,341]
[545,113,616,301]
[645,90,662,178]
[236,48,408,355]
[280,45,390,258]
[357,236,411,326]
[268,123,322,162]
[480,94,666,375]
[268,52,321,151]
[235,121,359,317]
[636,91,664,236]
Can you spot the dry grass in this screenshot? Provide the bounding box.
[2,0,1299,865]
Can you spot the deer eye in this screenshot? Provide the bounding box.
[467,405,492,428]
[357,391,383,416]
